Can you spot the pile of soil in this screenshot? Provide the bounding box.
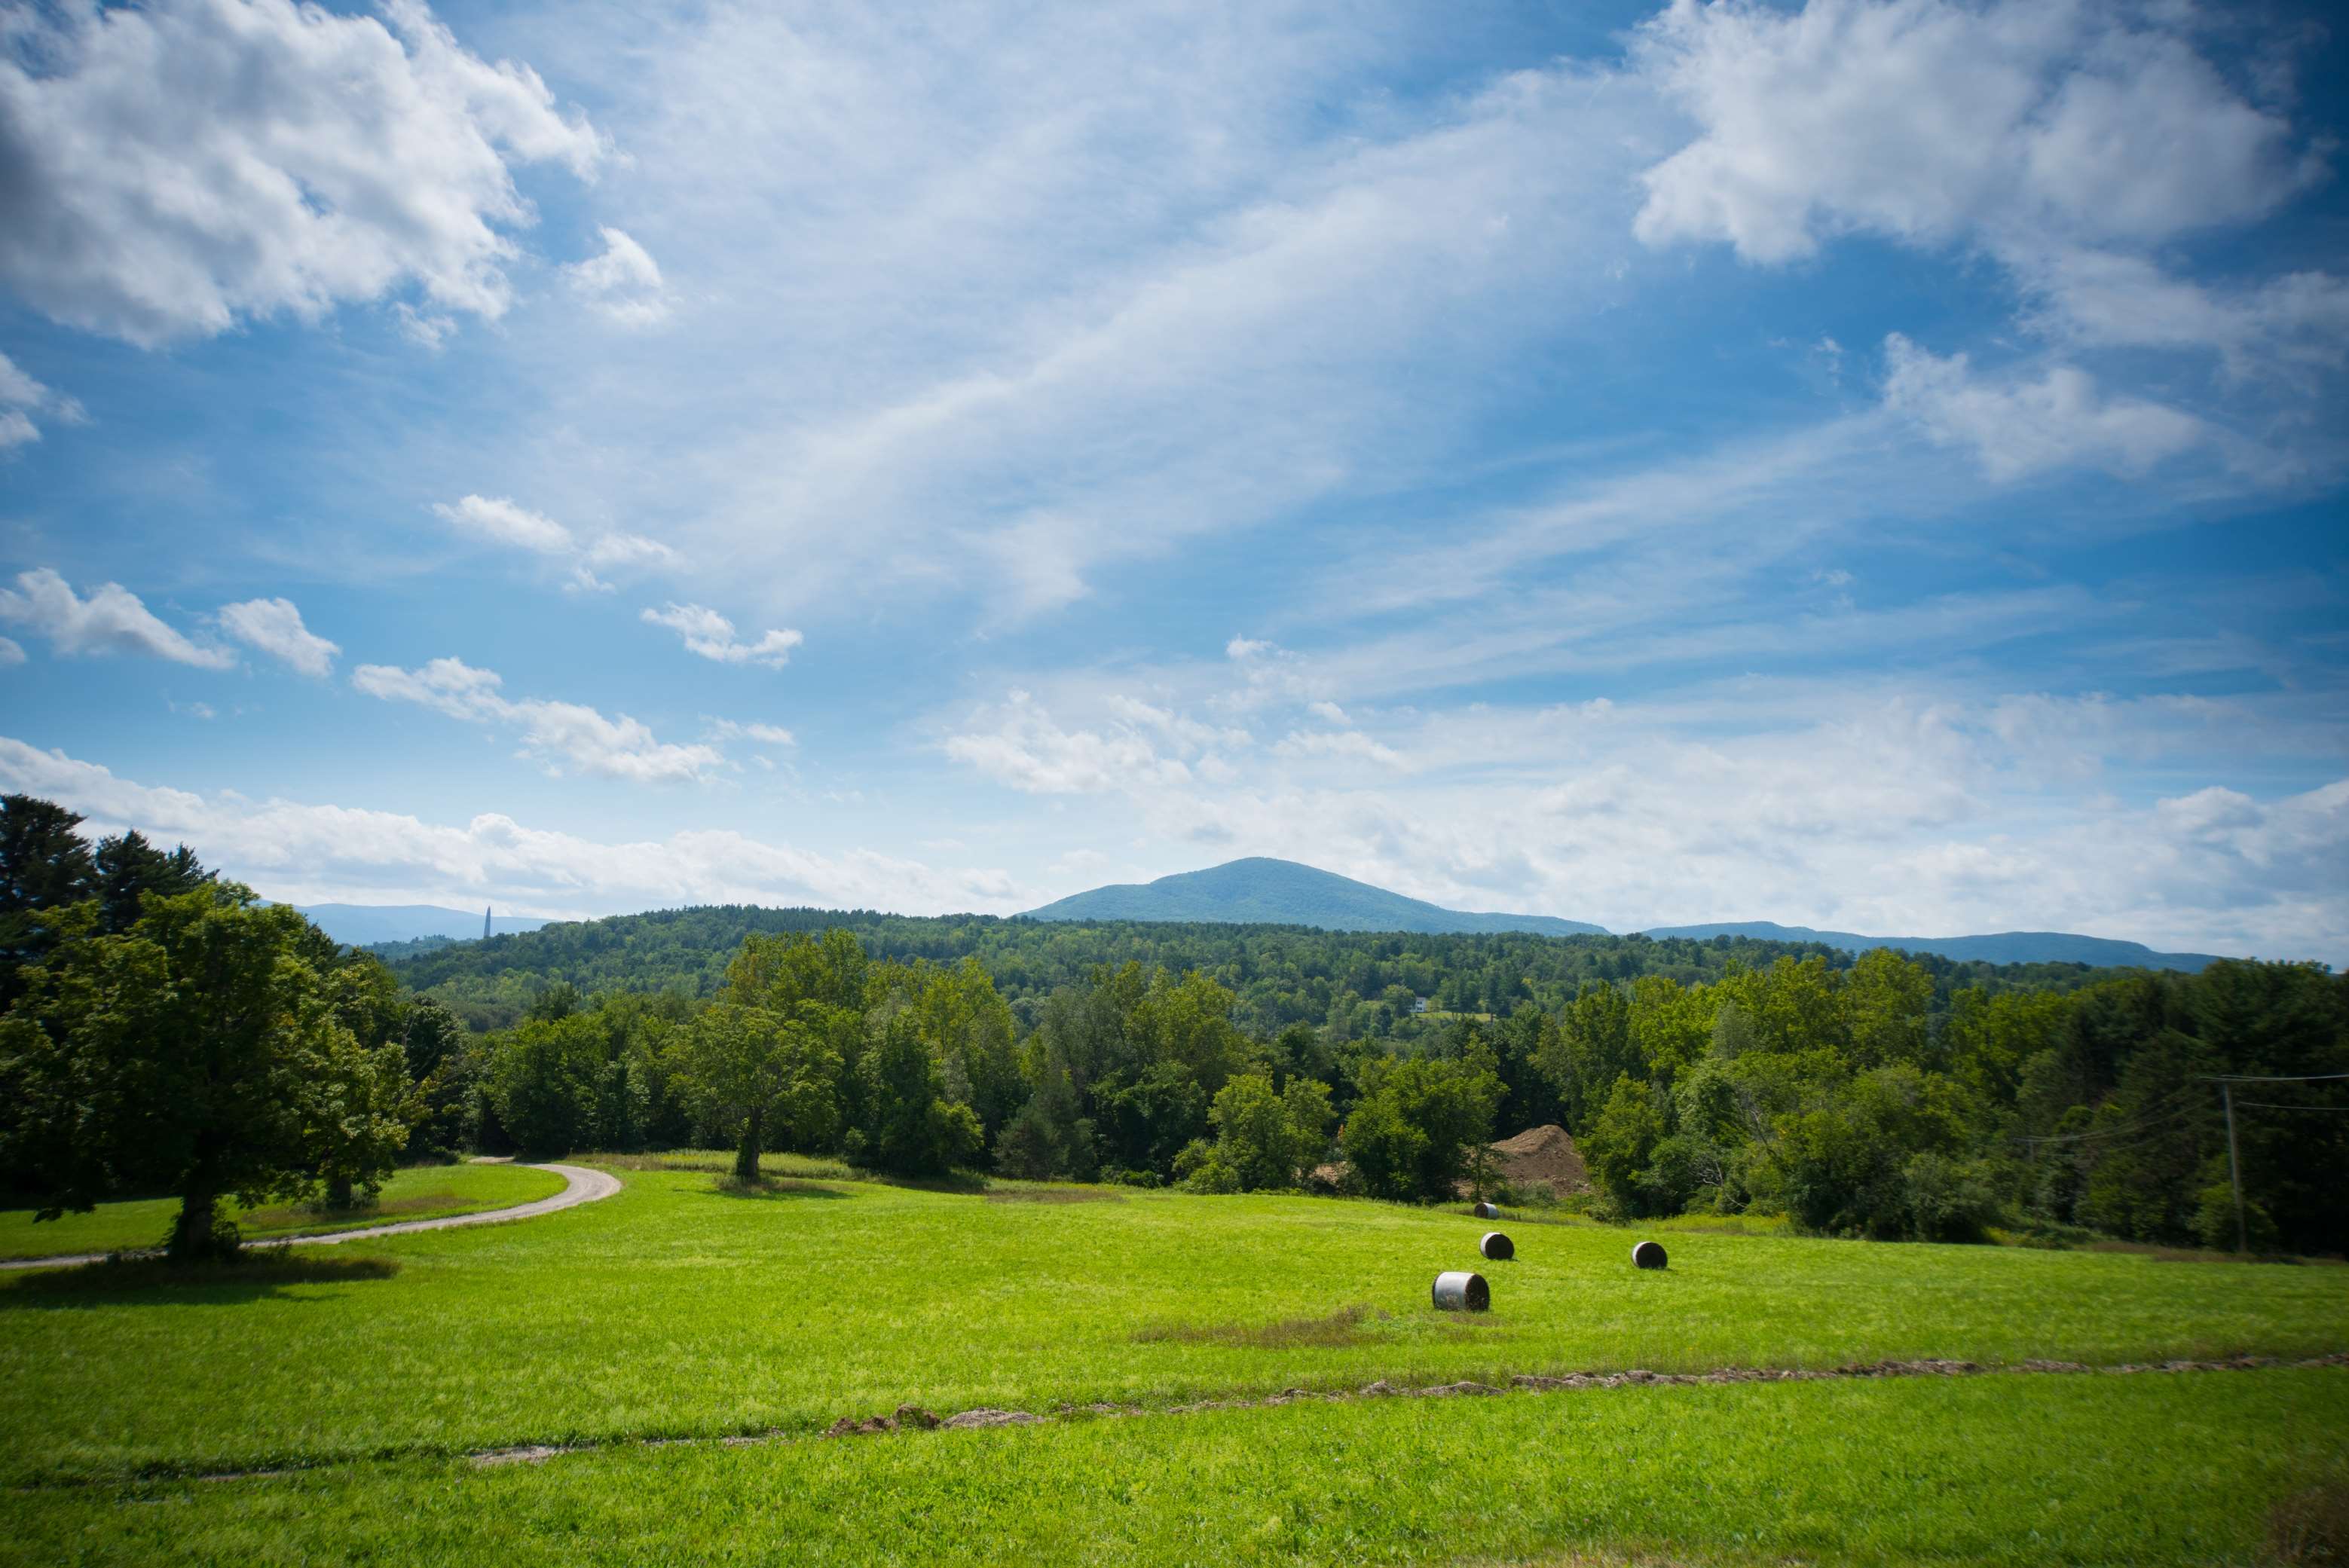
[1485,1123,1588,1197]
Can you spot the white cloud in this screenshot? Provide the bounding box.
[435,494,575,555]
[435,495,682,591]
[0,0,605,347]
[933,674,2347,962]
[0,351,87,450]
[1632,0,2316,264]
[352,656,725,784]
[707,718,797,747]
[217,596,340,677]
[1226,637,1274,659]
[564,227,671,327]
[0,735,1024,917]
[1275,728,1407,770]
[0,637,23,667]
[944,690,1196,796]
[640,603,802,666]
[1629,0,2344,382]
[1880,333,2210,481]
[0,568,234,668]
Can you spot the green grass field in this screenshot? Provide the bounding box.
[8,1369,2344,1566]
[0,1160,567,1260]
[2,1158,2342,1564]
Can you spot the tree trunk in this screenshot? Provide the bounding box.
[167,1179,235,1264]
[735,1106,765,1183]
[326,1173,355,1211]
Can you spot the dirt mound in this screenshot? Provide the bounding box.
[1487,1123,1587,1196]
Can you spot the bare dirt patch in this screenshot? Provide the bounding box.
[1486,1123,1588,1197]
[1134,1305,1387,1349]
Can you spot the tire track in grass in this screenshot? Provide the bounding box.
[442,1349,2345,1473]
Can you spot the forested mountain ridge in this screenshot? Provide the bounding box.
[383,903,2138,1038]
[1023,857,1607,935]
[1641,922,2222,973]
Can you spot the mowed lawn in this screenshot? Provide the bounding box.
[0,1161,567,1261]
[1,1159,2344,1493]
[11,1366,2347,1566]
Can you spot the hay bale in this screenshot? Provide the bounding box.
[1480,1230,1515,1261]
[1473,1200,1500,1219]
[1431,1270,1490,1311]
[1632,1239,1668,1270]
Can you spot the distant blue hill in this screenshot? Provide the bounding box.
[296,904,549,947]
[1638,921,2223,973]
[1023,857,1607,937]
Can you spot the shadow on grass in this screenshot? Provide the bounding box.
[985,1187,1126,1205]
[858,1171,993,1196]
[708,1176,852,1201]
[0,1252,401,1308]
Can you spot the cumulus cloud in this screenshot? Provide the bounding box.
[0,0,605,347]
[0,568,233,668]
[1880,333,2210,481]
[434,494,682,591]
[352,656,725,784]
[0,637,23,667]
[564,227,671,326]
[0,735,1024,916]
[640,603,803,667]
[0,352,87,450]
[217,596,340,677]
[1630,0,2344,378]
[1632,0,2317,263]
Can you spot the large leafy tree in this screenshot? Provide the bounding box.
[0,885,418,1260]
[674,1001,840,1180]
[850,1004,981,1178]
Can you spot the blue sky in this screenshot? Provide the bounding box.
[1,0,2344,961]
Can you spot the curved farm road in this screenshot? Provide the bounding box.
[0,1162,620,1272]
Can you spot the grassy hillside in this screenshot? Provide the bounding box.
[1026,857,1607,935]
[3,1158,2343,1563]
[5,1157,2341,1488]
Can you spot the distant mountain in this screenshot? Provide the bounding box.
[1023,857,1607,937]
[1638,921,2223,974]
[296,904,550,947]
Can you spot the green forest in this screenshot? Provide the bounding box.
[4,795,2344,1259]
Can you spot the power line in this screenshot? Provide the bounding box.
[2237,1101,2349,1112]
[2013,1088,2197,1145]
[2198,1072,2349,1083]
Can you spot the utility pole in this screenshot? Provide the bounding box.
[2221,1080,2245,1255]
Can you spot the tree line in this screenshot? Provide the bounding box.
[381,902,2124,1038]
[2,795,2341,1260]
